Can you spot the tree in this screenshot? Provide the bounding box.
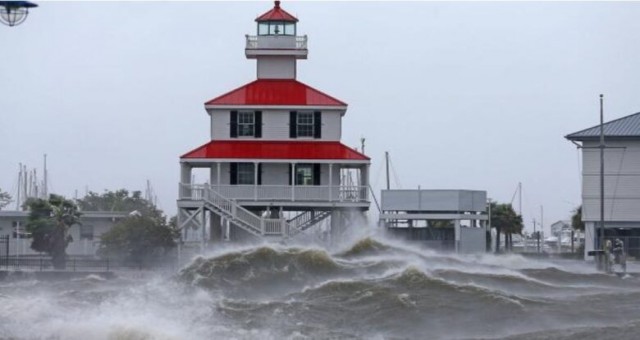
[0,188,11,210]
[83,189,178,267]
[98,215,178,268]
[76,189,163,219]
[24,194,82,269]
[571,205,585,231]
[490,202,523,253]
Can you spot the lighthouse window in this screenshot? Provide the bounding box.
[238,112,255,137]
[297,112,314,137]
[258,21,295,36]
[284,23,295,35]
[258,23,269,35]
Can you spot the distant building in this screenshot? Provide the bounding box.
[549,220,584,251]
[550,220,570,237]
[566,111,640,259]
[0,210,128,256]
[379,189,488,253]
[177,1,370,243]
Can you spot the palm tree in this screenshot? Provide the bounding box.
[25,194,82,269]
[490,202,523,252]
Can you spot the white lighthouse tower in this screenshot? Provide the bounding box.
[177,1,370,243]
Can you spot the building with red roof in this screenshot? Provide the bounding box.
[178,1,370,242]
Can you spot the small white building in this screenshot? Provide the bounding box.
[0,210,128,257]
[566,111,640,259]
[177,2,370,242]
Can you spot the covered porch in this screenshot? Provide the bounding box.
[179,160,370,209]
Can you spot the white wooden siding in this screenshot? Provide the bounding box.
[322,111,342,140]
[208,109,342,141]
[581,140,640,221]
[262,110,290,140]
[262,163,290,185]
[210,110,230,140]
[257,56,296,79]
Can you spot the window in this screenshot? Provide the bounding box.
[80,224,94,240]
[293,164,321,186]
[269,22,285,35]
[296,164,313,185]
[257,21,295,36]
[297,112,314,137]
[237,163,255,185]
[290,111,321,139]
[238,112,255,137]
[12,221,30,238]
[231,111,261,138]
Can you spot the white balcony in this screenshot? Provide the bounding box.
[179,183,368,207]
[245,35,308,59]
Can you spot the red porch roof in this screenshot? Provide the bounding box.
[181,141,369,161]
[256,1,298,22]
[205,79,347,107]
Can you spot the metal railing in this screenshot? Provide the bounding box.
[245,35,307,50]
[0,256,110,271]
[180,185,350,238]
[179,183,369,203]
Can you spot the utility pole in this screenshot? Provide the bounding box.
[533,219,539,253]
[16,164,22,210]
[540,205,544,249]
[43,154,48,198]
[599,94,606,272]
[385,151,390,190]
[518,182,522,216]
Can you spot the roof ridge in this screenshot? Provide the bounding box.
[565,111,640,139]
[204,78,347,107]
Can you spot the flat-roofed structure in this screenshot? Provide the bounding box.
[380,189,488,253]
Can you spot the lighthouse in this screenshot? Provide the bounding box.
[177,1,370,243]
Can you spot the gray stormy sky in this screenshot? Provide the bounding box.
[2,1,640,235]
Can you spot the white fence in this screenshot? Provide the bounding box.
[179,183,368,203]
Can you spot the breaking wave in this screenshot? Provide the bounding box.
[3,236,640,339]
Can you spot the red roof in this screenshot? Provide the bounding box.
[256,1,298,22]
[181,141,369,161]
[205,79,347,107]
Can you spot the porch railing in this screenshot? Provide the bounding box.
[179,183,369,203]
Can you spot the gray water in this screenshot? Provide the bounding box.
[1,237,639,340]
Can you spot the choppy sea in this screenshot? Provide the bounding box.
[1,236,639,340]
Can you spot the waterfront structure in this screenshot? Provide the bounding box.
[379,189,488,253]
[566,111,640,259]
[177,1,370,243]
[0,210,128,256]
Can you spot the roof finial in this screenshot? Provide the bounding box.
[275,1,281,9]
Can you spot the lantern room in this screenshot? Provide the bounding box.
[256,0,298,36]
[245,1,307,62]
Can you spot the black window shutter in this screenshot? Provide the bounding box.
[313,164,321,186]
[257,163,262,185]
[289,111,297,138]
[314,111,322,139]
[288,163,293,185]
[254,111,262,138]
[230,163,238,185]
[230,111,238,138]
